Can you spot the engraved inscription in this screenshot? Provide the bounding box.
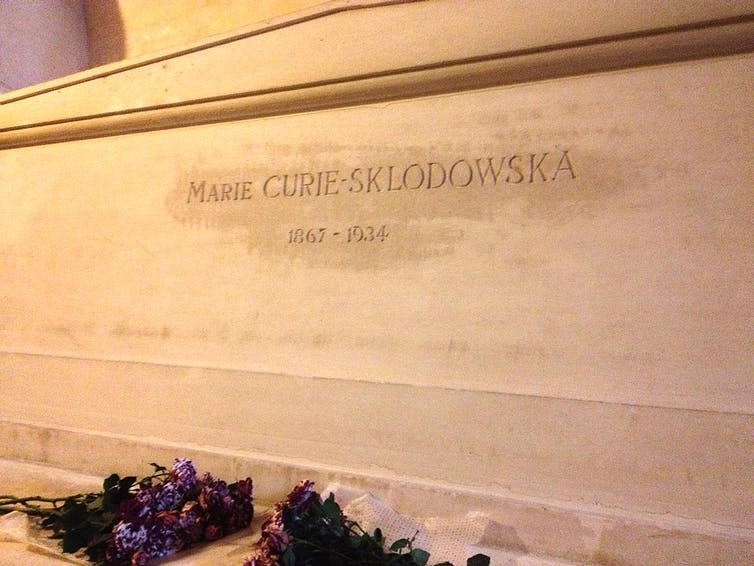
[169,147,580,268]
[187,180,254,203]
[184,150,575,204]
[287,225,389,244]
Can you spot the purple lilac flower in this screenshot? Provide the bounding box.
[130,550,151,566]
[112,521,148,554]
[199,477,230,509]
[284,479,316,511]
[236,478,253,498]
[242,510,286,564]
[134,487,156,512]
[170,459,197,491]
[264,515,290,553]
[243,480,318,566]
[177,501,205,543]
[118,497,150,523]
[105,463,253,566]
[230,478,254,531]
[205,523,225,541]
[152,481,183,511]
[243,547,279,566]
[141,512,184,560]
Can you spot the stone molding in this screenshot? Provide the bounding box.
[1,1,753,149]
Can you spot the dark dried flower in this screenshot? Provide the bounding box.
[106,460,253,565]
[244,480,429,566]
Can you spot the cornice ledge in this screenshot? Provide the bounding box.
[1,13,753,150]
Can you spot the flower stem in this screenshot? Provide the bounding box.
[0,495,81,504]
[0,494,83,517]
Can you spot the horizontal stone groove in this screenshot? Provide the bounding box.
[1,349,751,417]
[0,0,414,106]
[1,16,753,150]
[2,418,753,541]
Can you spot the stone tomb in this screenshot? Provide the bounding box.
[1,2,753,564]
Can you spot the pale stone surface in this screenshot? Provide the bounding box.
[84,0,331,66]
[0,2,752,564]
[4,0,753,130]
[1,55,751,412]
[1,353,753,531]
[0,457,102,496]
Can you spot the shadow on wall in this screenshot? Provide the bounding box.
[83,0,126,67]
[81,0,331,67]
[0,0,92,92]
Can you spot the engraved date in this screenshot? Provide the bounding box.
[287,225,389,244]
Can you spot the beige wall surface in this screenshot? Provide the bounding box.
[1,2,753,564]
[1,56,752,414]
[0,0,331,92]
[1,53,752,529]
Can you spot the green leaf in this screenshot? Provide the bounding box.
[59,502,87,529]
[320,495,343,530]
[119,476,137,491]
[466,554,490,566]
[97,510,116,526]
[281,546,297,566]
[61,531,87,553]
[86,495,104,511]
[390,538,410,552]
[102,474,120,492]
[410,548,430,566]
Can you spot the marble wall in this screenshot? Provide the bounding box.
[1,2,752,563]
